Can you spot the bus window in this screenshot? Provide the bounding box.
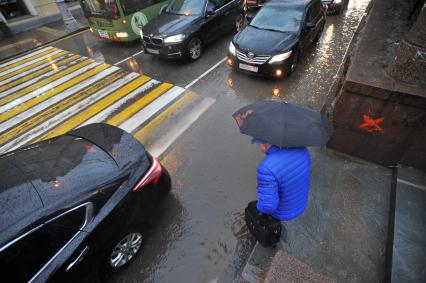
[80,0,119,19]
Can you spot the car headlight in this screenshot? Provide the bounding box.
[334,0,342,3]
[164,34,186,44]
[269,51,292,64]
[229,42,236,56]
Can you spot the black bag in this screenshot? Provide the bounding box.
[245,201,281,247]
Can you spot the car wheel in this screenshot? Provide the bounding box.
[100,227,146,277]
[187,37,202,61]
[235,13,245,32]
[289,50,299,75]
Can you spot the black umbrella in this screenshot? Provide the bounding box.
[232,100,333,147]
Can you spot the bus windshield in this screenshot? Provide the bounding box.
[80,0,119,19]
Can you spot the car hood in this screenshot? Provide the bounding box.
[233,26,298,54]
[143,13,200,37]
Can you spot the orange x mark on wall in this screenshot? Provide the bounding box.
[359,115,385,133]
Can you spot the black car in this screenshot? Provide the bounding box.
[227,0,326,78]
[142,0,245,61]
[0,123,171,282]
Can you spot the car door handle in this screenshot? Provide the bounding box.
[66,246,90,271]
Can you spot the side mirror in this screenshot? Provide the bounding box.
[206,10,215,17]
[306,22,315,29]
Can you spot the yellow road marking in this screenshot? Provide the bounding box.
[0,47,60,73]
[0,59,94,107]
[38,26,66,37]
[0,64,109,123]
[0,70,126,145]
[35,75,151,141]
[0,39,33,52]
[0,51,71,83]
[107,83,173,126]
[0,54,80,93]
[133,91,196,144]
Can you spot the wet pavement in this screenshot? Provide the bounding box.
[0,0,373,281]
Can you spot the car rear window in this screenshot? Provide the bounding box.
[12,136,119,203]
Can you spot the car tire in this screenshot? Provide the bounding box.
[288,50,299,75]
[186,37,202,61]
[100,226,147,278]
[235,13,245,33]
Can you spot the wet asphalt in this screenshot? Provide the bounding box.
[40,0,372,281]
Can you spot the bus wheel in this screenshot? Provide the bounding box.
[187,37,202,61]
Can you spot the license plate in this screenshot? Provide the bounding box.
[98,30,109,39]
[239,63,258,73]
[146,48,160,55]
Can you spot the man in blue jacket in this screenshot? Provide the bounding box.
[251,138,311,221]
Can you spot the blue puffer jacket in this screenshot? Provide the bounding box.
[256,146,311,221]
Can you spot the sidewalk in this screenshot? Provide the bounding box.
[0,11,87,61]
[242,147,393,283]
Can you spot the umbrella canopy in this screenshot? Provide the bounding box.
[233,100,333,147]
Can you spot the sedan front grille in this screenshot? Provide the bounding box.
[236,50,270,65]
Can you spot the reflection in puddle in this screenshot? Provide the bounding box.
[128,57,144,75]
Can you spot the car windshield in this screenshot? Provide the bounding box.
[250,5,304,33]
[80,0,119,18]
[166,0,205,15]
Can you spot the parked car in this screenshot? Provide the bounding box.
[322,0,347,15]
[227,0,326,78]
[0,123,171,282]
[142,0,245,61]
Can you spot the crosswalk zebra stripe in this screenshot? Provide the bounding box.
[0,55,85,94]
[34,75,152,141]
[0,49,63,76]
[120,86,186,133]
[0,60,98,108]
[81,80,160,126]
[0,63,107,122]
[0,67,123,133]
[0,52,75,84]
[0,46,55,69]
[107,83,173,126]
[0,73,141,153]
[0,70,126,145]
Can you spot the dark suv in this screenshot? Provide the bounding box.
[0,123,171,282]
[142,0,245,61]
[227,0,326,78]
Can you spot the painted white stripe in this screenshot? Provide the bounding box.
[148,97,216,158]
[114,50,144,66]
[397,178,426,191]
[0,61,100,113]
[0,57,88,98]
[0,73,140,154]
[0,53,73,87]
[81,79,160,126]
[0,66,120,132]
[0,49,64,77]
[120,86,186,133]
[185,57,226,89]
[0,47,54,69]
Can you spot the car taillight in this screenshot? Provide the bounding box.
[133,156,163,192]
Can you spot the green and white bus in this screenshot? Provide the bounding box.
[79,0,170,42]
